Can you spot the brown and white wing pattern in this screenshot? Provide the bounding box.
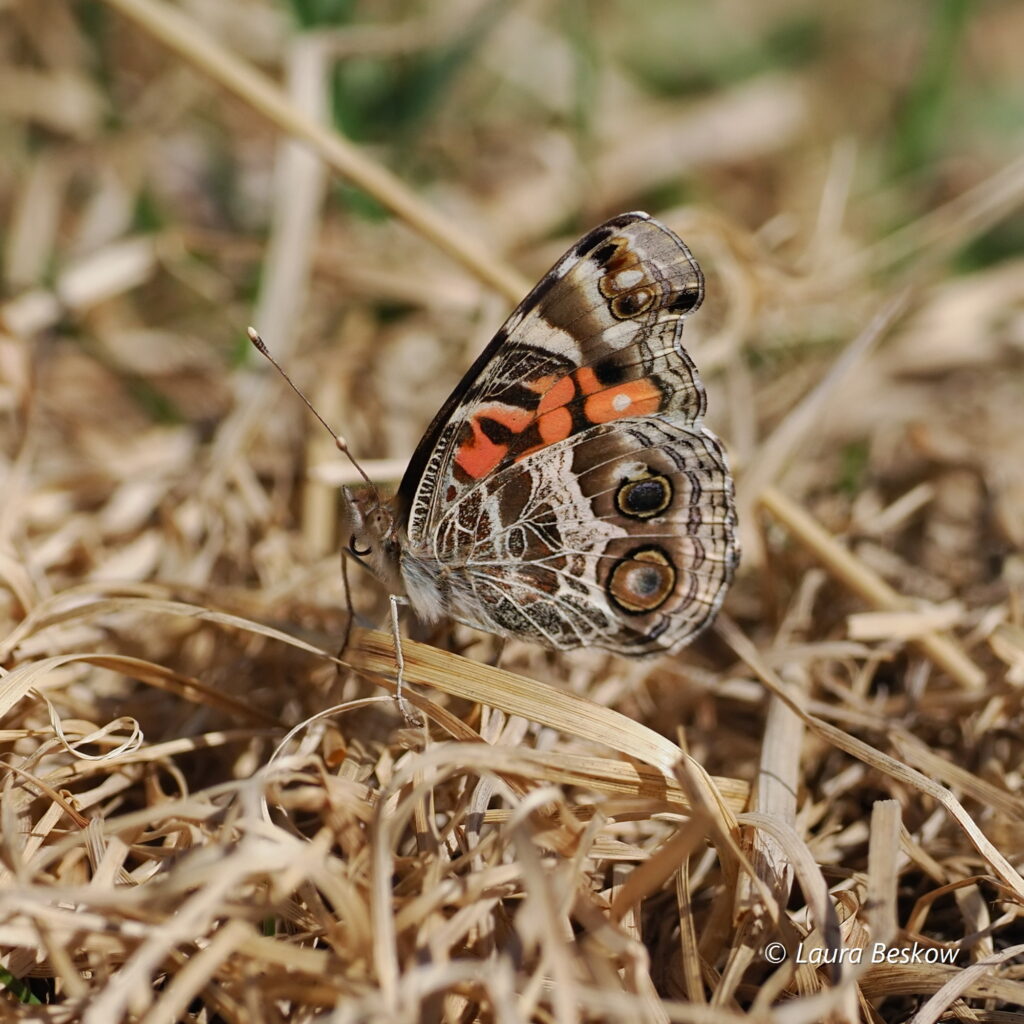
[395,211,738,655]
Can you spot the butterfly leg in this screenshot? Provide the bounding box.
[389,593,418,723]
[336,551,355,665]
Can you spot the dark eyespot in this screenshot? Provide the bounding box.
[610,287,655,319]
[607,546,677,614]
[616,474,672,519]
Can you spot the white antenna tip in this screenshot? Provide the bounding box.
[247,326,267,353]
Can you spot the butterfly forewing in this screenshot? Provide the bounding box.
[395,211,738,655]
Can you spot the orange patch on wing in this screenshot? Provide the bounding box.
[537,406,573,445]
[456,420,506,480]
[584,378,662,423]
[455,406,533,480]
[525,372,578,450]
[574,367,603,396]
[489,406,534,433]
[525,374,557,395]
[511,367,665,464]
[536,374,575,415]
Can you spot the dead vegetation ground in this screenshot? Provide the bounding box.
[1,1,1024,1022]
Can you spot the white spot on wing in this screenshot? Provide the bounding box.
[512,310,583,361]
[613,269,643,290]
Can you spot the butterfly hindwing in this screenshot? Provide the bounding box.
[429,417,736,653]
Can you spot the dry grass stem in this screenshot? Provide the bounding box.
[98,0,529,303]
[759,486,986,690]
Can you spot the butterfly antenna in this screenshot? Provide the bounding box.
[247,327,374,488]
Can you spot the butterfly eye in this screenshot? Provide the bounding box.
[350,539,372,557]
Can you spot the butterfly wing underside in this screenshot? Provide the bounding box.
[396,211,738,655]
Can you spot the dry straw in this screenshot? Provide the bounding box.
[1,0,1023,1021]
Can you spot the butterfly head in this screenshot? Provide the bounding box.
[340,485,403,590]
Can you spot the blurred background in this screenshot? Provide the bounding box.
[2,0,1024,1017]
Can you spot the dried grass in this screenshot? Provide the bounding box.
[1,1,1023,1021]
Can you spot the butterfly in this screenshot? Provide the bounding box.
[336,211,739,657]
